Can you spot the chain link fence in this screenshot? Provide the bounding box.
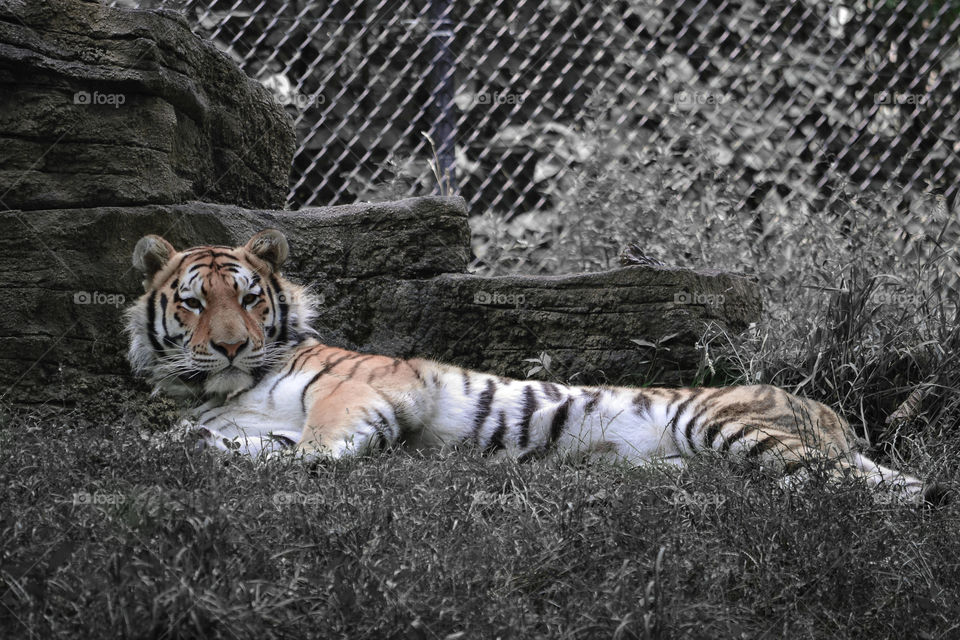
[109,0,960,225]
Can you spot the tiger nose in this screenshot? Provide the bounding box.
[211,339,248,361]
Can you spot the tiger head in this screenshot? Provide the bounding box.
[125,229,317,399]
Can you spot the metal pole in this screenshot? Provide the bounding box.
[428,0,457,194]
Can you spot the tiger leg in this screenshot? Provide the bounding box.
[708,421,879,494]
[711,422,936,504]
[848,452,937,503]
[297,380,402,459]
[193,425,303,457]
[710,422,828,476]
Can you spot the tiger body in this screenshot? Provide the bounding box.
[125,230,939,504]
[187,345,846,466]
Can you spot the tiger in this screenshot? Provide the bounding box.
[124,229,948,506]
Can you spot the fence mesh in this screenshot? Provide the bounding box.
[109,0,960,226]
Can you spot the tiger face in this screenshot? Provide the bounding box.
[125,230,316,399]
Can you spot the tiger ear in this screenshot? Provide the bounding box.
[244,229,289,271]
[132,235,176,288]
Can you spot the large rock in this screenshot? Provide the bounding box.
[0,197,761,404]
[0,0,294,210]
[355,270,760,386]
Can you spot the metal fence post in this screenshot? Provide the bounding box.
[428,0,457,194]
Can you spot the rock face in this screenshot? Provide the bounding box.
[0,197,761,403]
[360,269,759,387]
[0,0,294,210]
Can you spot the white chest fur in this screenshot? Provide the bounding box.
[188,369,315,456]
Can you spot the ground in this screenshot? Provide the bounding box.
[1,387,958,640]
